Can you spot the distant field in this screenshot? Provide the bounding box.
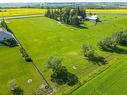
[87,9,127,13]
[0,8,45,17]
[7,14,127,95]
[0,8,127,18]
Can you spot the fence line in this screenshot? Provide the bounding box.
[1,19,53,95]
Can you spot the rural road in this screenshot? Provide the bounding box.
[0,14,44,20]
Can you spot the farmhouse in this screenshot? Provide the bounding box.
[0,28,18,46]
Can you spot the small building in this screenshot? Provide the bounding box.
[0,28,18,47]
[85,15,99,21]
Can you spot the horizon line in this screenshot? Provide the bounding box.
[0,1,127,3]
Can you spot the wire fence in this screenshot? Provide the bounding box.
[1,19,53,95]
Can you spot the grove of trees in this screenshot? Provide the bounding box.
[45,7,86,26]
[98,30,127,53]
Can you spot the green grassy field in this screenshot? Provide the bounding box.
[4,14,127,95]
[71,55,127,95]
[0,46,43,95]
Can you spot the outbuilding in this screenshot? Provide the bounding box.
[85,15,99,21]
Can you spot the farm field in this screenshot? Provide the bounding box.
[86,9,127,13]
[71,55,127,95]
[6,13,127,95]
[1,8,127,18]
[0,8,46,17]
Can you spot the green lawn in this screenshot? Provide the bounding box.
[71,55,127,95]
[6,14,127,95]
[0,46,42,95]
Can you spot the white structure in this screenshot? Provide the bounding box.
[85,15,98,21]
[0,28,17,45]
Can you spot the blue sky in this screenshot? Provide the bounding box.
[0,0,127,3]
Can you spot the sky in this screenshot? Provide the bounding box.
[0,0,127,3]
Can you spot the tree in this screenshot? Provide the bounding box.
[45,8,51,18]
[77,7,86,19]
[82,43,95,59]
[45,7,86,27]
[113,30,127,45]
[46,56,79,86]
[71,15,80,26]
[82,43,107,64]
[1,19,8,29]
[46,56,62,71]
[98,36,118,51]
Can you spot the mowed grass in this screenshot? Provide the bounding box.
[0,46,42,95]
[8,14,127,94]
[71,55,127,95]
[0,8,45,17]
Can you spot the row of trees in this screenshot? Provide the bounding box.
[98,30,127,52]
[81,30,127,64]
[45,7,86,26]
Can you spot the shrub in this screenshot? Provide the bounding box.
[113,30,127,45]
[19,47,32,62]
[24,56,32,62]
[9,80,24,95]
[81,43,95,59]
[82,43,106,64]
[98,36,118,51]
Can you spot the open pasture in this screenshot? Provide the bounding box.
[6,13,127,95]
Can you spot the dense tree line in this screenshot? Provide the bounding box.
[98,30,127,53]
[45,7,86,26]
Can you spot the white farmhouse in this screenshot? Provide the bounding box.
[0,28,18,46]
